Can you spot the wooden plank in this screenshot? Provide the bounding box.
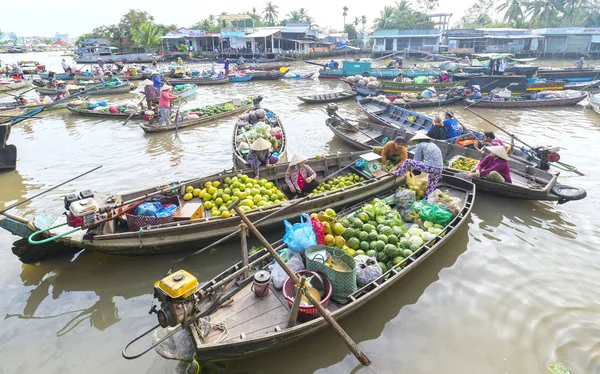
[210,283,255,321]
[222,293,284,330]
[222,305,290,342]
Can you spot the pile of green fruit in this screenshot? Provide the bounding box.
[313,173,365,195]
[191,102,236,117]
[183,174,287,219]
[449,156,478,171]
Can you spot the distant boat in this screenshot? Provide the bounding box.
[318,60,440,80]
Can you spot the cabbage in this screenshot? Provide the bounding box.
[421,232,436,242]
[407,228,422,237]
[428,227,443,236]
[423,221,434,229]
[410,224,420,230]
[409,236,424,248]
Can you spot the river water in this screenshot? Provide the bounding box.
[0,52,599,374]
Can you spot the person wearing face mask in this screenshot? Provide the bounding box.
[282,154,319,199]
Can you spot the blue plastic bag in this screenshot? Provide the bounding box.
[134,202,162,217]
[155,204,177,218]
[283,213,317,253]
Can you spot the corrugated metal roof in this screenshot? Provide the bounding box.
[281,26,310,33]
[372,29,439,37]
[244,27,284,38]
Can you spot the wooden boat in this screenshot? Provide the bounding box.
[229,76,253,83]
[297,91,357,103]
[355,89,463,108]
[39,73,73,80]
[219,57,285,64]
[66,105,144,119]
[232,107,287,169]
[175,175,474,361]
[1,152,401,258]
[167,77,231,85]
[358,97,433,131]
[36,86,84,95]
[282,72,314,80]
[564,80,600,89]
[588,93,600,115]
[465,93,585,108]
[245,71,286,81]
[0,81,31,93]
[172,85,198,100]
[1,96,88,112]
[526,80,565,91]
[538,68,600,81]
[344,79,466,94]
[325,116,586,202]
[139,101,252,133]
[237,64,289,71]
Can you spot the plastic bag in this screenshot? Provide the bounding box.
[394,188,416,210]
[283,213,317,253]
[109,106,119,114]
[427,189,462,216]
[406,170,428,200]
[153,327,194,361]
[270,249,305,289]
[418,203,453,226]
[310,217,325,245]
[155,204,177,218]
[134,202,162,217]
[354,254,383,286]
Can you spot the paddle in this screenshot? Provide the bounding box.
[229,200,371,366]
[4,86,37,97]
[0,165,103,215]
[174,97,182,137]
[465,107,585,176]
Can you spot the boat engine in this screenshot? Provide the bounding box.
[326,103,339,116]
[534,146,560,170]
[150,270,201,328]
[64,190,98,228]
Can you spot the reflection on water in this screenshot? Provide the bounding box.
[0,53,599,373]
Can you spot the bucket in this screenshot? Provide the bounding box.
[251,270,271,297]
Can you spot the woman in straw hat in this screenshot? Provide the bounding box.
[157,86,180,126]
[140,79,158,110]
[464,146,512,183]
[247,138,278,178]
[54,81,69,101]
[393,132,444,199]
[282,154,318,199]
[420,86,436,99]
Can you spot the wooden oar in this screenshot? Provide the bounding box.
[465,107,585,176]
[229,200,371,366]
[4,86,37,97]
[0,165,103,215]
[174,97,182,137]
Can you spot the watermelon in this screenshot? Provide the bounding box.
[388,234,399,245]
[342,228,356,240]
[376,224,384,232]
[367,220,377,227]
[365,249,377,258]
[402,249,413,258]
[341,218,351,227]
[399,237,410,249]
[374,240,386,252]
[386,261,394,272]
[353,218,364,229]
[377,234,389,244]
[368,231,379,241]
[384,244,399,258]
[369,241,379,250]
[357,212,369,223]
[376,215,386,224]
[358,231,369,241]
[393,256,404,266]
[378,262,388,273]
[348,237,360,249]
[392,226,403,237]
[379,225,393,236]
[360,241,370,251]
[355,249,366,256]
[362,224,375,233]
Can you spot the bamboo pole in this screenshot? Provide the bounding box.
[287,275,306,328]
[240,222,249,278]
[230,201,371,366]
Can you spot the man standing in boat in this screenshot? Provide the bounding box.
[97,58,105,70]
[575,57,585,69]
[224,58,230,76]
[61,59,72,74]
[157,86,180,126]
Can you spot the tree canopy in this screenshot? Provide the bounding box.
[373,1,435,29]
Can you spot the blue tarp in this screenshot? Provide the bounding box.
[335,42,360,51]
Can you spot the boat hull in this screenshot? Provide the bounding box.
[588,93,600,115]
[297,91,357,103]
[465,95,585,108]
[319,68,441,80]
[74,53,160,64]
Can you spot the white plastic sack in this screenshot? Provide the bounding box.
[269,250,305,289]
[354,255,382,286]
[153,327,194,361]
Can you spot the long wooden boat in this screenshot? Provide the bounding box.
[237,64,289,71]
[297,90,357,103]
[245,71,287,81]
[66,105,144,119]
[0,152,401,258]
[172,175,474,361]
[167,77,231,85]
[344,79,465,94]
[526,80,565,91]
[0,81,31,93]
[356,89,463,108]
[465,93,585,109]
[139,101,252,133]
[358,97,433,131]
[39,73,73,80]
[36,86,85,95]
[324,116,586,202]
[282,72,314,80]
[588,93,600,115]
[232,107,287,169]
[1,96,88,113]
[538,68,600,81]
[564,80,600,89]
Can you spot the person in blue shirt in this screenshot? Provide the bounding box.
[469,85,483,100]
[442,111,462,139]
[151,71,163,89]
[420,87,436,99]
[224,59,230,75]
[328,60,336,69]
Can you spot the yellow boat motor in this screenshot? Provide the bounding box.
[153,270,200,328]
[172,67,185,78]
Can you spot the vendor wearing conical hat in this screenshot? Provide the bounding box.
[464,145,512,183]
[282,154,318,199]
[393,132,444,199]
[420,86,436,99]
[247,138,278,178]
[469,85,483,100]
[141,78,158,110]
[54,80,69,100]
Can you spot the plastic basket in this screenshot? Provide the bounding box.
[125,195,180,232]
[282,270,332,322]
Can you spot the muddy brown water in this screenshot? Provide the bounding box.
[0,52,599,373]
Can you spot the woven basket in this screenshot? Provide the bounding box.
[305,245,357,304]
[126,195,180,232]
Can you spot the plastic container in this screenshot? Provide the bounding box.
[283,270,332,322]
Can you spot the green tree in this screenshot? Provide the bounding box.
[344,24,358,40]
[286,10,302,22]
[361,15,367,31]
[373,1,435,29]
[305,16,319,30]
[497,0,525,25]
[247,7,263,27]
[118,9,154,39]
[263,2,279,26]
[374,6,396,29]
[343,6,349,26]
[131,22,161,51]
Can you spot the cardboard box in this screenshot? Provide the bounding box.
[173,203,203,221]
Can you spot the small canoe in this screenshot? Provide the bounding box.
[232,107,288,169]
[1,96,88,113]
[139,101,252,133]
[39,73,73,80]
[564,80,600,89]
[245,71,287,81]
[229,76,253,83]
[588,93,600,115]
[282,72,314,80]
[175,175,474,362]
[465,93,585,108]
[66,105,144,119]
[298,91,357,103]
[167,77,231,85]
[325,116,586,202]
[36,86,84,95]
[355,89,463,108]
[0,81,31,93]
[174,85,198,99]
[0,152,400,258]
[537,68,600,80]
[237,64,289,71]
[378,79,467,92]
[357,97,433,131]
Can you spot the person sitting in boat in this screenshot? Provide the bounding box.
[385,58,393,68]
[238,56,245,66]
[176,57,183,66]
[152,56,158,68]
[141,79,158,111]
[151,71,163,90]
[464,55,471,65]
[157,86,179,126]
[395,58,403,68]
[97,58,105,70]
[247,138,278,178]
[393,132,444,199]
[420,87,436,99]
[54,81,69,101]
[469,85,483,100]
[575,57,584,69]
[393,73,405,83]
[464,146,512,183]
[61,59,72,74]
[426,116,448,140]
[328,60,336,69]
[443,111,462,139]
[282,154,319,199]
[474,131,504,150]
[11,64,23,79]
[217,71,224,79]
[381,136,408,168]
[440,71,450,83]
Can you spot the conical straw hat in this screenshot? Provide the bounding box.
[250,137,271,151]
[410,132,431,142]
[289,154,307,166]
[486,145,509,161]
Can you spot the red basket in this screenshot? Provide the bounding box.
[283,270,332,322]
[125,195,180,232]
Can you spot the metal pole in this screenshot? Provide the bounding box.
[240,222,249,278]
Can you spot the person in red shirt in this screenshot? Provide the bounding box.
[158,86,179,126]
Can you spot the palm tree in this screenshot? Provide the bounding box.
[525,0,560,27]
[263,2,279,26]
[131,22,160,51]
[305,16,319,30]
[361,15,367,31]
[298,7,309,22]
[496,0,524,24]
[287,10,302,23]
[374,5,395,29]
[353,17,360,27]
[247,7,263,27]
[343,6,349,25]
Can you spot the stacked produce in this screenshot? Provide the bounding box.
[190,102,236,117]
[76,100,139,114]
[236,118,283,153]
[346,75,381,90]
[312,173,365,194]
[182,174,287,218]
[449,156,478,171]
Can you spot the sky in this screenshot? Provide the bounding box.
[0,0,473,38]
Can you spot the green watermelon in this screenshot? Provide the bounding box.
[376,215,386,224]
[353,218,364,229]
[377,234,389,244]
[366,249,377,258]
[369,241,379,250]
[386,261,394,272]
[374,240,386,251]
[384,244,399,258]
[348,237,360,249]
[362,224,375,233]
[367,220,377,227]
[378,262,388,273]
[342,228,356,240]
[358,231,369,241]
[357,212,369,223]
[388,234,399,245]
[376,224,384,232]
[393,256,405,266]
[360,241,370,251]
[402,249,413,258]
[399,238,410,249]
[355,249,366,256]
[379,225,393,236]
[368,231,379,241]
[341,218,351,227]
[392,226,403,237]
[376,251,388,263]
